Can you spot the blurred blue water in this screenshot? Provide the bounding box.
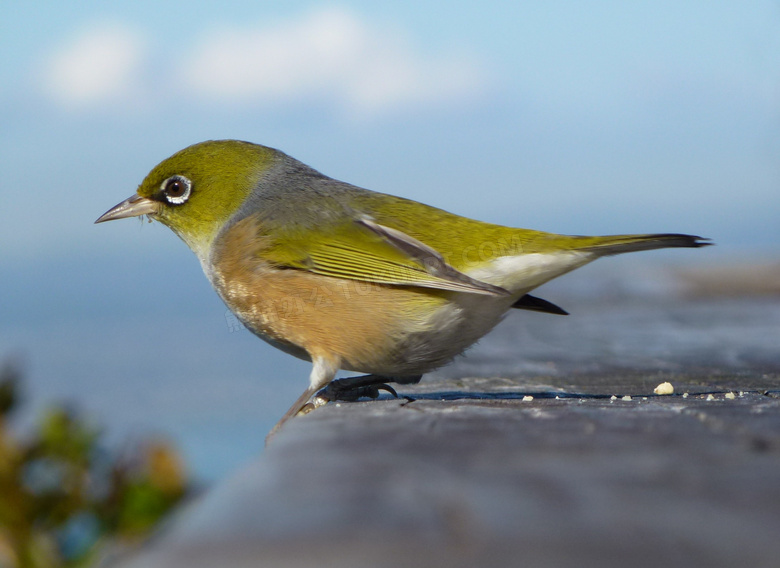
[2,251,778,483]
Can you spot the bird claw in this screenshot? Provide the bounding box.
[296,402,317,416]
[338,383,398,401]
[316,376,399,403]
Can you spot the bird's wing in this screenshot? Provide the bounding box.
[259,216,510,296]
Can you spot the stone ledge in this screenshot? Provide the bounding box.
[113,375,780,568]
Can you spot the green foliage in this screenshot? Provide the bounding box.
[0,361,191,567]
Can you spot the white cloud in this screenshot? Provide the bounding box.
[179,7,487,112]
[43,24,146,107]
[41,9,488,115]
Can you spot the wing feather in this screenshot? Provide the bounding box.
[261,216,509,296]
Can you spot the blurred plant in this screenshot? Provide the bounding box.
[0,360,191,567]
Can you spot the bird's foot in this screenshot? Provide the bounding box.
[314,375,400,405]
[267,375,419,444]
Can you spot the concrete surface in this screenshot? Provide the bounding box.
[112,373,780,568]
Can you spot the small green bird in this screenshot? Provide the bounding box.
[96,140,710,435]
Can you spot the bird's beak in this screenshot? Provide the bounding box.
[95,194,160,224]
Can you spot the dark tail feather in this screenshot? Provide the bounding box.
[511,294,569,316]
[582,234,712,256]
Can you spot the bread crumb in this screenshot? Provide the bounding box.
[610,395,617,401]
[522,395,534,402]
[706,394,715,401]
[725,392,736,400]
[622,395,632,401]
[682,392,689,398]
[654,381,674,395]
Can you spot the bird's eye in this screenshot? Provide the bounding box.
[160,175,192,205]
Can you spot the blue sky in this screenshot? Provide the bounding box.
[2,0,778,265]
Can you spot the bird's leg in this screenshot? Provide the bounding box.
[265,379,390,444]
[266,356,340,443]
[265,369,420,444]
[266,386,319,443]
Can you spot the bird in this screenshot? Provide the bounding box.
[96,140,710,436]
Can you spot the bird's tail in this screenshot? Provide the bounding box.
[566,233,712,256]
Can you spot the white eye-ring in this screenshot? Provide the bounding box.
[160,175,192,205]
